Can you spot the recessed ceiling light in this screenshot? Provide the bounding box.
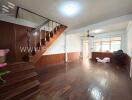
[59,1,81,17]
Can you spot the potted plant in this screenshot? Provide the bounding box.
[0,49,11,84]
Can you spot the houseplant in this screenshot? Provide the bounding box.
[0,49,10,84]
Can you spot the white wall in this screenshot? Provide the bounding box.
[44,33,81,55]
[66,34,81,53]
[127,21,132,56]
[44,33,65,55]
[126,21,132,78]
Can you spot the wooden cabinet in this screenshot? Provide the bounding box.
[91,52,113,62]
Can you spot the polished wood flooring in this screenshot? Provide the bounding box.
[35,59,132,100]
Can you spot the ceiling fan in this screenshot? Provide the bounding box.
[87,30,95,38]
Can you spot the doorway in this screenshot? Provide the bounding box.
[82,40,89,59]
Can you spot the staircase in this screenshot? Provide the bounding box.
[0,6,67,99]
[28,21,67,64]
[15,8,68,64]
[0,62,40,100]
[0,6,67,63]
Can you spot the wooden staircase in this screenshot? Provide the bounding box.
[0,7,67,63]
[29,24,67,63]
[0,7,67,100]
[0,62,40,100]
[0,23,66,99]
[17,19,67,64]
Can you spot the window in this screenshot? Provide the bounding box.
[94,37,121,52]
[111,37,121,52]
[102,38,110,52]
[102,41,110,52]
[94,39,101,52]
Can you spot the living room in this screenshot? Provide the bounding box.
[0,0,132,100]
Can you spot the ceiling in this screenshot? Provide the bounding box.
[90,21,129,34]
[3,0,132,31]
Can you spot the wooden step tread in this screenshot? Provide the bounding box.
[7,62,29,66]
[20,89,40,100]
[0,76,38,95]
[0,72,38,89]
[1,63,33,70]
[1,65,35,74]
[0,62,31,69]
[11,85,39,100]
[0,80,40,100]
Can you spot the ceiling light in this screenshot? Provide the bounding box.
[2,8,9,13]
[2,5,9,9]
[59,1,81,17]
[8,5,15,9]
[91,29,104,34]
[7,2,15,7]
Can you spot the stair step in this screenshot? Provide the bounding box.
[0,80,40,100]
[20,89,40,100]
[8,84,39,100]
[4,69,35,80]
[1,62,32,70]
[1,64,34,73]
[0,62,40,100]
[15,86,39,100]
[0,76,38,94]
[1,63,36,80]
[0,72,38,93]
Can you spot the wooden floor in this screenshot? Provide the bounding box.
[35,59,132,100]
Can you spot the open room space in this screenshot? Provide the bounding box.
[36,60,132,100]
[0,0,132,100]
